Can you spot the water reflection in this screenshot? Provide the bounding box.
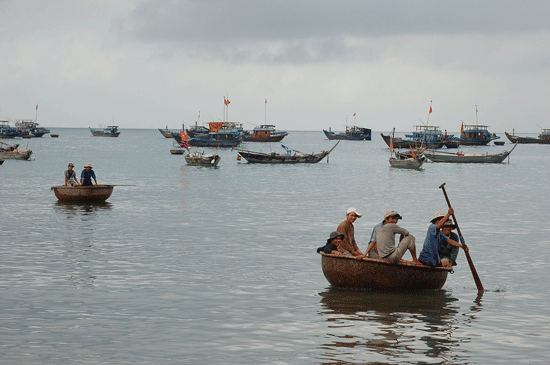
[317,287,475,363]
[53,201,113,216]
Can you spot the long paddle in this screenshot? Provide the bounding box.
[439,183,484,293]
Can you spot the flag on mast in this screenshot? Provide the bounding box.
[36,104,38,111]
[265,98,267,104]
[353,113,356,117]
[429,106,432,114]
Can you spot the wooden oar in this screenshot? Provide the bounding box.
[439,183,484,293]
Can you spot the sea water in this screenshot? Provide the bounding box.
[1,128,549,364]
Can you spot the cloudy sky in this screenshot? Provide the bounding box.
[1,0,549,133]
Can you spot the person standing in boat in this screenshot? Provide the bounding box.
[336,208,364,258]
[316,231,344,255]
[63,163,80,186]
[80,163,98,186]
[418,209,467,267]
[367,210,420,264]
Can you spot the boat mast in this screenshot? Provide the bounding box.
[264,98,267,124]
[475,104,478,126]
[35,104,38,123]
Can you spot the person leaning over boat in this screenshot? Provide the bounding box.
[418,209,468,268]
[80,163,98,186]
[367,210,420,264]
[64,163,80,186]
[364,211,402,259]
[316,231,344,255]
[336,208,364,258]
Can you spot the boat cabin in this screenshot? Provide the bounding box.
[405,125,442,144]
[539,129,550,140]
[460,124,495,141]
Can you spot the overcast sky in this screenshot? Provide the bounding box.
[1,0,549,133]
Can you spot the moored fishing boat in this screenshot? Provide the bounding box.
[424,143,518,163]
[15,119,50,138]
[0,141,33,160]
[323,125,372,141]
[89,125,120,137]
[320,253,451,290]
[389,156,424,169]
[505,130,550,144]
[51,185,114,202]
[245,125,288,142]
[158,127,177,138]
[238,141,339,164]
[184,150,221,166]
[0,120,18,138]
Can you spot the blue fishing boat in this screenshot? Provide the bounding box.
[15,119,50,138]
[457,124,499,145]
[0,120,18,138]
[89,125,120,137]
[323,125,371,141]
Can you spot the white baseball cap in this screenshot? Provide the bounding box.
[346,207,362,218]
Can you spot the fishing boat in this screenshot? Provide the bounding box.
[505,130,550,144]
[389,156,424,169]
[1,120,19,138]
[245,125,288,142]
[51,185,114,202]
[238,141,339,164]
[0,141,33,160]
[323,126,372,141]
[320,253,451,290]
[15,119,50,138]
[185,150,221,167]
[89,125,120,137]
[158,127,177,138]
[457,124,499,145]
[424,143,518,163]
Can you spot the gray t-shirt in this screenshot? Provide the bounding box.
[372,223,409,258]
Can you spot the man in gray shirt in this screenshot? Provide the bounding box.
[368,210,420,264]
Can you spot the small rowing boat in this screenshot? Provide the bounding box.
[0,141,33,160]
[185,151,221,167]
[424,143,518,163]
[51,185,114,202]
[320,253,451,290]
[238,141,339,164]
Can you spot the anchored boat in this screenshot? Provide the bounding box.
[424,143,518,163]
[238,141,339,164]
[89,125,120,137]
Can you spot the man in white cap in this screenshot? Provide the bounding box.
[336,207,364,257]
[367,210,420,264]
[418,208,468,267]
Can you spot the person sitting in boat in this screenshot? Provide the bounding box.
[367,210,420,264]
[364,210,402,259]
[80,163,98,186]
[316,231,344,255]
[440,218,460,268]
[418,209,468,267]
[337,208,364,258]
[64,163,80,187]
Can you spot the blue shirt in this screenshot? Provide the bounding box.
[419,224,449,266]
[80,169,96,186]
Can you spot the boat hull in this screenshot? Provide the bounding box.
[0,149,33,160]
[185,155,220,167]
[187,138,242,148]
[245,133,288,142]
[51,185,114,202]
[505,132,550,144]
[424,151,512,163]
[324,129,371,141]
[389,157,424,169]
[321,254,450,290]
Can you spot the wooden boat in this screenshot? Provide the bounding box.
[89,125,120,137]
[323,125,371,141]
[394,148,425,159]
[50,134,59,138]
[238,141,339,164]
[0,142,33,160]
[494,141,505,146]
[245,125,288,142]
[505,131,550,144]
[389,156,424,169]
[320,253,451,290]
[184,151,221,166]
[424,143,518,163]
[51,185,114,202]
[380,133,445,149]
[170,148,185,155]
[457,124,499,145]
[158,127,177,138]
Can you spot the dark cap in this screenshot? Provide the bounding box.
[328,231,345,240]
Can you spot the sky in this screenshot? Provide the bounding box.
[1,0,549,133]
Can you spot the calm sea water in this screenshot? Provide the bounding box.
[1,128,549,364]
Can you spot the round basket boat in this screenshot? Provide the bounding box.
[321,253,451,290]
[51,185,114,202]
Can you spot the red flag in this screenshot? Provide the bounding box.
[410,146,415,158]
[429,106,432,114]
[389,136,393,152]
[461,122,464,132]
[353,113,356,117]
[265,98,267,104]
[36,104,38,111]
